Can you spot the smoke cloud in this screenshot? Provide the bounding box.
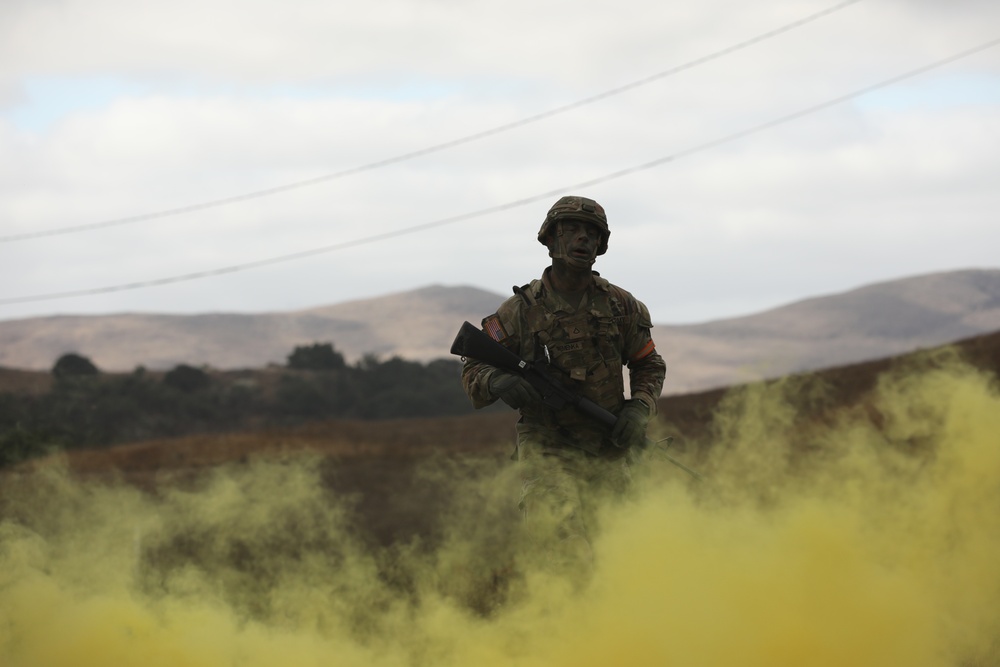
[1,357,998,666]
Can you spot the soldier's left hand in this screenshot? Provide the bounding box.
[612,399,650,449]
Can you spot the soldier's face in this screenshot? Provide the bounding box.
[559,220,601,260]
[553,219,601,268]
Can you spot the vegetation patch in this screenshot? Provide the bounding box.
[0,344,486,466]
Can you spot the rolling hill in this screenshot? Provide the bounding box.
[661,268,1000,392]
[1,268,998,394]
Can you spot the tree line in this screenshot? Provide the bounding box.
[0,343,488,467]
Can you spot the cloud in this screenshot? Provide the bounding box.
[1,0,998,322]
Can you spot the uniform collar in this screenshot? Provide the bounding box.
[540,267,608,291]
[539,267,609,312]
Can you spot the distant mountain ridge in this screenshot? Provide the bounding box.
[0,284,505,373]
[1,269,998,395]
[662,268,1000,393]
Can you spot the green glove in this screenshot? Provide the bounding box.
[488,371,542,409]
[612,399,650,449]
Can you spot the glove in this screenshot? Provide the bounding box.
[612,399,650,449]
[488,371,542,409]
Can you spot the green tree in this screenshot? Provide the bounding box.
[287,343,347,371]
[52,353,99,378]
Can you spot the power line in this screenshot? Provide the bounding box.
[3,35,997,307]
[0,0,863,244]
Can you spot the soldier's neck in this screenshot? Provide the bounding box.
[548,259,593,294]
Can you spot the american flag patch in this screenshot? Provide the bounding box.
[483,314,508,342]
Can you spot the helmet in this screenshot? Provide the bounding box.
[537,196,610,255]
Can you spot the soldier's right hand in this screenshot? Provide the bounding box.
[488,372,542,409]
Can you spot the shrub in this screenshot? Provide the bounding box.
[164,364,211,393]
[287,343,346,370]
[52,353,99,378]
[0,423,59,467]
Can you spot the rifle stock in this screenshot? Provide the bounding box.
[450,321,529,377]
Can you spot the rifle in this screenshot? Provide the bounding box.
[450,321,703,480]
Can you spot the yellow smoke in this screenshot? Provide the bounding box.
[1,357,998,666]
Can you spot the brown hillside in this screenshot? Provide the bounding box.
[661,268,1000,393]
[0,285,506,371]
[0,366,53,395]
[665,328,1000,444]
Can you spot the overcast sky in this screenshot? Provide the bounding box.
[1,0,998,325]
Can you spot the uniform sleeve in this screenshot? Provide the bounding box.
[460,297,523,409]
[623,299,666,415]
[461,359,499,409]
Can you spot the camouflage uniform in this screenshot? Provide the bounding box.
[462,265,665,573]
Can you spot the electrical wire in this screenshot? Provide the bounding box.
[2,35,996,306]
[0,0,863,243]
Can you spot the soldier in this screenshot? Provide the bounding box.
[461,195,666,576]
